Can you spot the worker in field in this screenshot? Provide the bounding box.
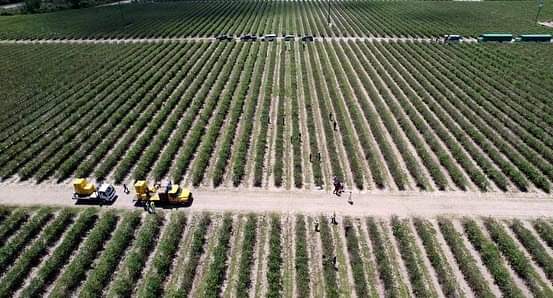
[315,220,320,232]
[348,191,353,205]
[331,213,337,225]
[123,183,129,194]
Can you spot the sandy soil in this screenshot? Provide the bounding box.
[0,183,552,217]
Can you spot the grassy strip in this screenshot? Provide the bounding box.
[511,220,553,282]
[463,219,524,298]
[391,217,436,297]
[294,215,310,297]
[138,212,187,298]
[107,212,164,298]
[20,208,97,298]
[201,214,233,298]
[343,218,373,297]
[266,215,283,298]
[319,216,338,298]
[49,211,118,297]
[236,214,257,296]
[0,209,28,244]
[533,219,553,250]
[78,211,142,298]
[437,218,493,297]
[366,217,409,298]
[485,218,553,297]
[167,214,211,297]
[0,209,74,297]
[413,218,463,297]
[0,208,52,273]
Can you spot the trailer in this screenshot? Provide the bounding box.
[479,33,513,43]
[517,34,552,42]
[72,178,117,203]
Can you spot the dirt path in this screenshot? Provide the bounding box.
[1,183,552,218]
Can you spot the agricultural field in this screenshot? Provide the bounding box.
[1,40,552,193]
[0,0,552,39]
[0,206,551,297]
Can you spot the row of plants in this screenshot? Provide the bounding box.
[201,215,233,298]
[345,40,445,190]
[0,44,162,178]
[138,212,187,298]
[358,41,465,190]
[294,215,310,297]
[60,43,196,182]
[484,219,553,297]
[129,42,213,182]
[318,216,339,298]
[167,214,211,297]
[462,219,524,297]
[533,219,553,250]
[0,209,73,297]
[0,208,52,273]
[413,218,463,297]
[107,212,164,297]
[20,208,97,297]
[314,42,365,189]
[389,42,511,191]
[289,43,304,188]
[171,43,248,183]
[151,43,234,181]
[273,45,287,187]
[297,42,323,187]
[266,215,283,298]
[391,217,436,297]
[230,43,268,187]
[49,211,118,297]
[16,44,172,181]
[366,217,409,297]
[370,41,483,191]
[235,214,258,296]
[343,218,373,297]
[191,42,260,187]
[0,209,28,243]
[510,220,553,282]
[78,211,141,298]
[75,42,204,178]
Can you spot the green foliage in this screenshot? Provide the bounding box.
[294,215,310,297]
[533,219,553,250]
[266,215,283,298]
[0,209,28,244]
[235,215,258,296]
[510,220,553,282]
[319,216,338,298]
[343,218,372,297]
[201,215,233,298]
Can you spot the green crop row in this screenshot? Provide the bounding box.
[20,208,97,297]
[0,209,73,297]
[343,218,374,297]
[273,45,287,187]
[463,219,524,298]
[485,219,553,297]
[138,212,187,298]
[510,220,553,282]
[0,209,28,244]
[152,42,232,181]
[289,43,303,188]
[79,211,141,298]
[49,211,118,297]
[413,218,463,297]
[366,218,408,298]
[319,216,338,298]
[107,212,164,298]
[294,215,310,297]
[0,208,52,273]
[266,215,283,298]
[236,215,258,296]
[391,217,436,297]
[201,215,233,298]
[533,219,553,250]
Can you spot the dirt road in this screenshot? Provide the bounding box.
[0,183,551,217]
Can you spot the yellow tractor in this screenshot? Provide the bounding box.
[133,180,192,210]
[72,178,117,203]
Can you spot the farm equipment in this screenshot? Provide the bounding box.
[134,180,192,210]
[72,178,117,203]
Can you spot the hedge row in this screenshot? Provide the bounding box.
[107,212,164,298]
[201,214,233,298]
[462,219,524,298]
[413,218,463,297]
[20,208,97,297]
[485,219,553,297]
[236,214,258,296]
[0,209,73,297]
[138,212,187,298]
[49,211,118,297]
[391,217,436,297]
[266,215,283,298]
[79,211,141,298]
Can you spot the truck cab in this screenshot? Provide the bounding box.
[96,184,117,202]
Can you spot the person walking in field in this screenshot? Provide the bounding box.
[123,184,129,194]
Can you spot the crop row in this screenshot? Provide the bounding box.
[266,215,283,298]
[236,214,258,296]
[201,214,233,298]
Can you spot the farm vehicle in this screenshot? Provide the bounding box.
[134,180,193,212]
[72,178,117,203]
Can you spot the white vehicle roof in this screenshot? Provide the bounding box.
[98,184,112,192]
[265,34,276,37]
